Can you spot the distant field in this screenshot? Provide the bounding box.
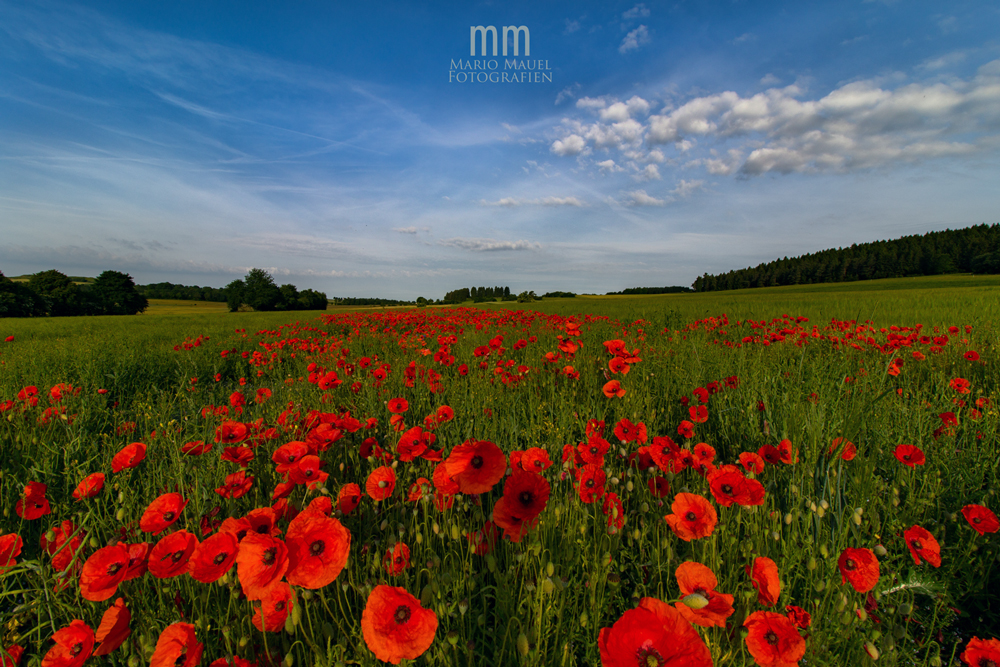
[143,298,230,315]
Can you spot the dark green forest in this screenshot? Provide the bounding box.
[0,269,147,317]
[692,223,1000,292]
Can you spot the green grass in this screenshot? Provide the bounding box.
[1,274,998,667]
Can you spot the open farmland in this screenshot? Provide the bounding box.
[1,277,999,667]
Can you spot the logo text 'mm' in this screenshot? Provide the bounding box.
[470,25,530,57]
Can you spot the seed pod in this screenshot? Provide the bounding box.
[542,578,555,595]
[682,593,709,610]
[292,599,302,626]
[807,557,818,571]
[516,633,530,657]
[546,562,555,577]
[446,630,459,646]
[579,612,588,628]
[284,614,295,635]
[284,653,294,667]
[451,524,461,540]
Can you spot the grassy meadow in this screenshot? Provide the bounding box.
[1,275,998,667]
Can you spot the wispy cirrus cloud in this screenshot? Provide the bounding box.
[438,238,542,252]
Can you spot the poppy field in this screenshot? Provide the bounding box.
[1,284,999,667]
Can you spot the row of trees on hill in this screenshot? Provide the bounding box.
[692,224,1000,292]
[443,286,514,303]
[137,282,228,302]
[0,270,147,317]
[606,286,694,295]
[224,269,328,312]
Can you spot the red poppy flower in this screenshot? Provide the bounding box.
[962,504,999,535]
[519,447,552,473]
[688,405,708,424]
[387,398,409,414]
[664,493,717,542]
[123,542,150,581]
[492,496,538,542]
[444,439,506,494]
[41,620,94,667]
[648,476,671,498]
[2,645,24,667]
[384,542,411,576]
[79,544,130,602]
[361,585,438,665]
[111,443,146,473]
[338,483,362,514]
[576,464,607,504]
[93,598,131,656]
[366,466,397,501]
[828,438,856,461]
[748,556,781,606]
[598,596,712,667]
[140,493,188,535]
[150,623,203,667]
[180,440,212,456]
[950,377,971,394]
[288,455,328,489]
[579,436,610,466]
[285,511,350,589]
[613,418,647,444]
[73,473,105,501]
[41,520,84,573]
[677,420,695,439]
[674,561,735,628]
[602,492,625,530]
[602,380,626,398]
[189,531,240,583]
[961,637,1000,667]
[215,421,249,444]
[739,452,766,474]
[501,471,550,520]
[0,533,23,573]
[838,548,879,593]
[253,582,295,633]
[221,446,254,467]
[235,532,289,600]
[15,482,50,520]
[743,611,806,667]
[148,530,198,579]
[903,525,941,567]
[708,465,765,507]
[893,444,925,467]
[784,605,811,629]
[758,444,781,466]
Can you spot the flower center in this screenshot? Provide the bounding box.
[163,512,175,522]
[394,605,411,624]
[911,540,922,550]
[845,558,856,571]
[978,658,997,667]
[310,540,325,556]
[214,552,229,565]
[71,643,83,656]
[973,517,982,524]
[765,630,778,645]
[171,550,185,563]
[635,644,664,667]
[721,484,733,495]
[263,547,277,566]
[519,491,534,506]
[685,511,697,521]
[471,455,484,469]
[586,479,595,488]
[107,562,123,576]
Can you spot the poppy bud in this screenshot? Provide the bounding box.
[451,524,460,540]
[420,585,433,607]
[784,513,792,525]
[874,545,888,557]
[44,529,55,543]
[579,612,588,627]
[897,603,912,616]
[682,593,710,609]
[516,633,530,657]
[807,557,817,571]
[864,642,879,660]
[415,532,423,544]
[852,513,862,526]
[432,522,440,535]
[89,536,100,549]
[284,653,294,667]
[284,614,295,635]
[542,578,555,595]
[116,508,125,521]
[546,562,555,577]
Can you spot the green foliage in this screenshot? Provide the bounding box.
[0,270,45,317]
[694,222,1000,291]
[89,270,148,315]
[27,269,84,316]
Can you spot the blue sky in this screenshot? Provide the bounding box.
[2,0,999,298]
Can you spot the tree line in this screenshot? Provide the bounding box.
[1,269,148,317]
[692,223,1000,292]
[443,286,514,303]
[224,269,328,312]
[606,286,694,295]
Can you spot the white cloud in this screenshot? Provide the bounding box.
[551,134,588,156]
[670,179,704,198]
[551,60,1000,177]
[555,83,581,105]
[480,196,584,207]
[619,25,650,54]
[439,238,542,251]
[564,19,581,34]
[732,32,756,45]
[393,226,430,234]
[599,95,651,122]
[760,74,781,86]
[622,4,650,20]
[597,159,623,173]
[634,164,661,181]
[624,189,666,206]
